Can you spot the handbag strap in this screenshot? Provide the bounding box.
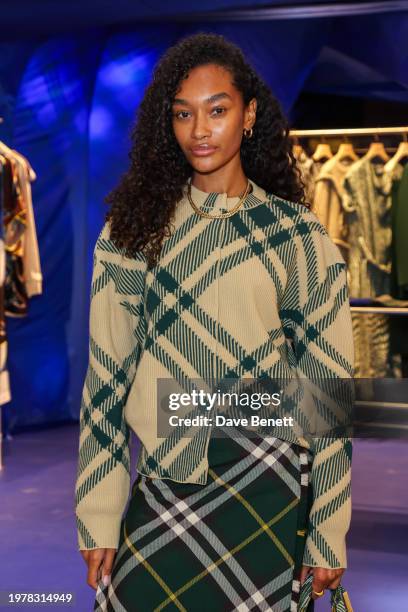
[298,573,353,612]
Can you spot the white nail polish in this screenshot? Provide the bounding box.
[103,575,111,587]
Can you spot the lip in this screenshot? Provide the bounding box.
[190,145,218,157]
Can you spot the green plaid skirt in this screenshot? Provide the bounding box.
[94,434,313,612]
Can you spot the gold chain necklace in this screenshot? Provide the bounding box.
[187,179,251,219]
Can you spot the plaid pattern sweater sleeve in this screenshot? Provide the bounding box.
[75,181,354,568]
[279,227,354,569]
[75,223,147,550]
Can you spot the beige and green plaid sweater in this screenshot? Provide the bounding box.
[75,177,354,569]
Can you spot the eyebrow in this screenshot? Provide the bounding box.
[172,92,232,106]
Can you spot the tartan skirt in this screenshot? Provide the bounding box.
[94,434,313,612]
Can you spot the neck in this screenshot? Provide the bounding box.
[191,165,248,197]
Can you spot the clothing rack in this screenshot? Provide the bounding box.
[0,136,42,469]
[290,126,408,319]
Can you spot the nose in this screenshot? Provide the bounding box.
[191,109,211,140]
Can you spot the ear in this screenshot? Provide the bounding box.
[244,97,257,130]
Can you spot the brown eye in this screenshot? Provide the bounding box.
[172,110,190,120]
[211,107,226,116]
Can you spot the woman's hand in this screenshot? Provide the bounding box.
[80,548,117,590]
[300,565,345,599]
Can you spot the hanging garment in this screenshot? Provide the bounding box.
[0,140,42,311]
[343,158,393,298]
[390,163,408,299]
[3,156,28,317]
[0,237,10,405]
[293,148,316,204]
[388,163,408,376]
[0,156,11,405]
[293,148,327,207]
[0,144,41,407]
[11,150,42,297]
[343,158,398,378]
[312,156,356,269]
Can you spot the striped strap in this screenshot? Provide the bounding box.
[298,573,353,612]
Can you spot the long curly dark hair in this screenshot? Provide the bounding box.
[106,32,308,269]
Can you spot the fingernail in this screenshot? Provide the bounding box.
[103,575,111,587]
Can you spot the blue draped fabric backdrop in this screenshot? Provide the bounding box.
[0,12,406,429]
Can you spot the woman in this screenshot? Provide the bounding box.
[75,32,354,611]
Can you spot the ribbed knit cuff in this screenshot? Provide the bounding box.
[77,512,123,551]
[303,528,348,569]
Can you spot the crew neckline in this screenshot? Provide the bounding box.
[182,176,270,213]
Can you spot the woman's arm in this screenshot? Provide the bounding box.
[74,222,147,551]
[279,217,354,570]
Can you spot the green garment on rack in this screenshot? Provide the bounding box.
[391,163,408,299]
[343,158,400,378]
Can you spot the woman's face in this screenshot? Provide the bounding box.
[171,63,256,174]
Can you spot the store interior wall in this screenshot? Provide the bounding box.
[0,10,407,429]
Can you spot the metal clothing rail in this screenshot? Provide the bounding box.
[355,400,408,410]
[290,126,408,137]
[351,307,408,316]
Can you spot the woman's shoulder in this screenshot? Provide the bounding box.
[265,192,347,267]
[95,221,148,266]
[265,190,319,225]
[96,220,117,250]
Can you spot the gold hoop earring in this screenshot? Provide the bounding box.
[243,127,253,139]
